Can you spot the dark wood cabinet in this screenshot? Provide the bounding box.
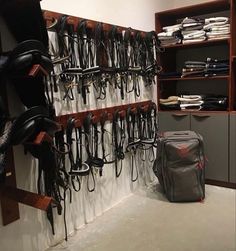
[191,113,229,182]
[158,111,190,131]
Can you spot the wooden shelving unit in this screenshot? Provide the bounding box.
[156,0,236,188]
[156,0,235,112]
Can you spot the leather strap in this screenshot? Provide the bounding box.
[112,110,126,177]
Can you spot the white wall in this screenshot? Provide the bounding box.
[0,1,168,251]
[41,0,173,32]
[173,0,211,9]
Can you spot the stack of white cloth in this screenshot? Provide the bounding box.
[179,95,203,110]
[160,95,203,110]
[181,17,206,44]
[204,17,230,40]
[157,24,182,46]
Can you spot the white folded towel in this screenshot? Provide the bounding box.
[160,38,182,46]
[158,31,179,37]
[158,36,179,40]
[205,17,229,24]
[208,24,230,31]
[207,35,230,40]
[162,24,182,32]
[183,30,206,39]
[181,95,202,100]
[182,22,203,28]
[204,22,229,30]
[180,101,203,108]
[206,31,230,36]
[182,37,206,43]
[160,95,202,103]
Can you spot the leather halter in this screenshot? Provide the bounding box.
[126,107,141,182]
[66,117,89,192]
[100,112,116,164]
[82,113,97,192]
[112,110,126,177]
[136,102,158,162]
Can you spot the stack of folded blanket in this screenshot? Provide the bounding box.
[181,58,229,77]
[181,17,206,44]
[157,24,182,46]
[204,17,230,40]
[157,16,230,46]
[205,58,229,77]
[159,95,228,111]
[201,95,228,110]
[182,61,206,77]
[160,95,203,110]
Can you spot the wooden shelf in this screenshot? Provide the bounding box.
[162,38,229,50]
[158,75,229,81]
[156,0,230,19]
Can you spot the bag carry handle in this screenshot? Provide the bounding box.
[173,132,189,135]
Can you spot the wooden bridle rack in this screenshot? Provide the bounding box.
[56,100,152,129]
[43,10,148,38]
[0,8,154,227]
[0,99,153,225]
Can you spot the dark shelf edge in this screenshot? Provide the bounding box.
[161,38,229,50]
[155,0,230,18]
[158,110,230,113]
[158,75,229,81]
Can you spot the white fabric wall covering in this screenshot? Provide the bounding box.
[0,1,208,250]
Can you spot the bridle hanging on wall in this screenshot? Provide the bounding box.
[45,11,163,105]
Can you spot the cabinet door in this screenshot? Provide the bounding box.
[191,113,228,182]
[230,114,236,183]
[158,112,190,132]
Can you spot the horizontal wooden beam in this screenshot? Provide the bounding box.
[43,10,148,36]
[56,100,153,128]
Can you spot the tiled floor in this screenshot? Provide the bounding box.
[47,185,236,251]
